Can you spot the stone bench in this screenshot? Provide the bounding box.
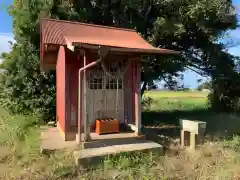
[179,119,206,149]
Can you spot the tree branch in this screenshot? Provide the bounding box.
[161,75,173,89]
[186,66,205,76]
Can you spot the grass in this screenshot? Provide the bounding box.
[101,143,240,179]
[145,90,208,99]
[143,90,208,111]
[0,108,43,178]
[149,97,207,111]
[1,91,240,179]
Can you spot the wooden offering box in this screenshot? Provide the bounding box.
[95,118,119,135]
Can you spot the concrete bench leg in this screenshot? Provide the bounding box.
[181,129,205,149]
[196,129,205,145]
[181,130,190,148]
[190,132,196,149]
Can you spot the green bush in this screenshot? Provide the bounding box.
[223,135,240,152]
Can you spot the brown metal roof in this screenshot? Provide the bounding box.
[41,19,179,55]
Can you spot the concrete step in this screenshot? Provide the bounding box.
[82,134,146,149]
[74,140,163,168]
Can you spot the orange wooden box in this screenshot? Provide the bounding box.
[95,119,119,135]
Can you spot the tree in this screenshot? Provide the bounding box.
[198,81,212,91]
[147,81,158,90]
[0,1,57,120]
[207,46,240,112]
[0,0,239,120]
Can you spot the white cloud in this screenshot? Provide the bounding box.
[0,33,14,52]
[0,33,14,64]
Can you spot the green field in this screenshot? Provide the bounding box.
[1,91,240,179]
[145,90,209,99]
[141,91,240,139]
[144,90,208,111]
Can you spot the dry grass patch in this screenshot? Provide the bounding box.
[86,140,240,180]
[1,97,240,180]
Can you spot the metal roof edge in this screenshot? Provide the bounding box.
[72,42,180,55]
[42,18,137,33]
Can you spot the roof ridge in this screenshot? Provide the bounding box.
[43,18,136,32]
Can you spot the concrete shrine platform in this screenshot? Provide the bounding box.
[40,126,163,167]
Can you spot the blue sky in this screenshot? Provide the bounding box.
[0,0,240,88]
[0,0,13,55]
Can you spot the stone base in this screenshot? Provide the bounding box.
[82,135,146,149]
[40,126,78,154]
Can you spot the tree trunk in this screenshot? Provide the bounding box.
[141,81,147,97]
